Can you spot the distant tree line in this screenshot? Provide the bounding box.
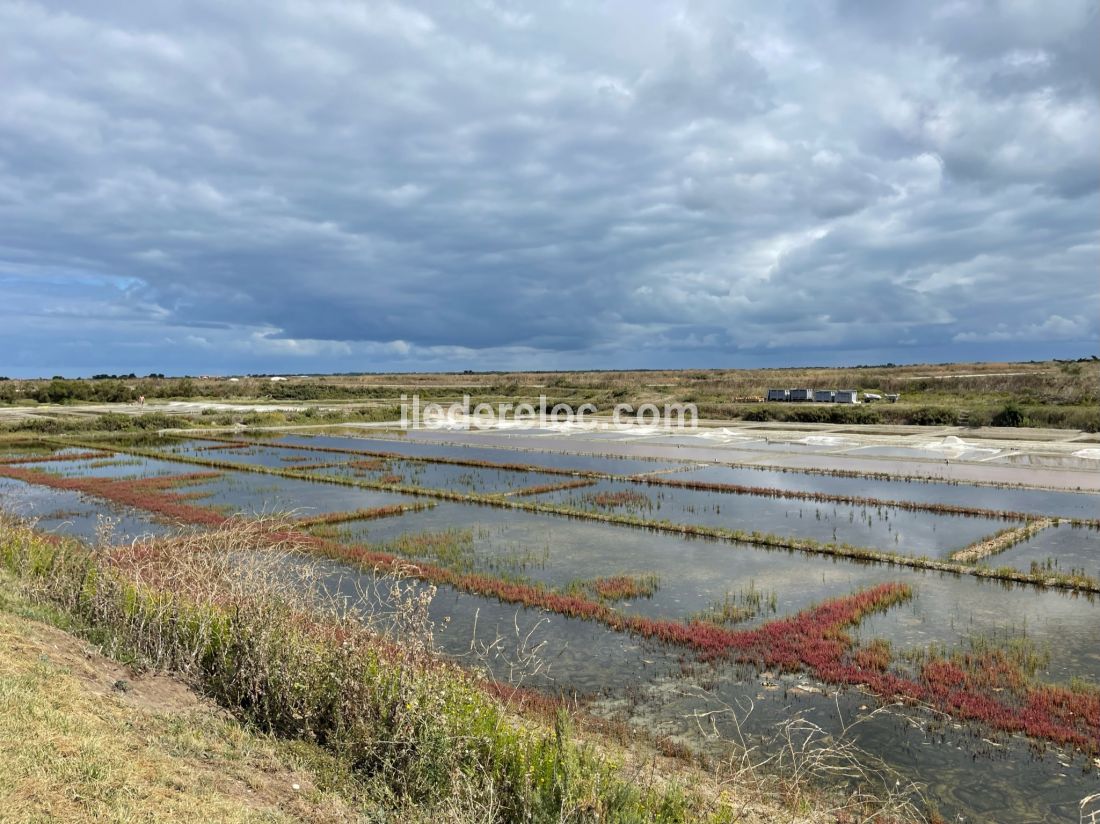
[88,372,166,380]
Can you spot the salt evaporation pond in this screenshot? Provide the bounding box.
[3,437,1099,821]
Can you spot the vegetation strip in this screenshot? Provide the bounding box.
[173,433,1100,526]
[0,464,227,527]
[0,598,369,822]
[181,434,606,478]
[4,498,1099,757]
[632,476,1089,525]
[299,430,1097,494]
[293,502,436,528]
[567,573,660,601]
[138,528,1100,756]
[503,478,599,497]
[950,519,1056,564]
[41,438,1100,593]
[0,450,111,465]
[139,523,1100,758]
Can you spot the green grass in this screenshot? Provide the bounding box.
[0,571,365,824]
[0,517,753,823]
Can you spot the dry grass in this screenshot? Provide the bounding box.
[0,574,360,824]
[690,692,932,823]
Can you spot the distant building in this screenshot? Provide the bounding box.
[885,393,900,403]
[269,376,288,382]
[767,387,865,403]
[863,392,883,402]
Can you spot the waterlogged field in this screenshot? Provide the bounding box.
[993,523,1100,578]
[322,502,1100,678]
[309,458,582,494]
[0,475,175,542]
[523,478,1010,557]
[275,432,689,474]
[2,431,1099,821]
[676,463,1100,520]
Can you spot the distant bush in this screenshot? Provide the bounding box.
[20,379,138,405]
[904,407,959,426]
[991,403,1027,428]
[32,379,88,404]
[827,405,882,424]
[785,406,833,423]
[11,418,69,433]
[741,407,774,422]
[965,408,992,428]
[8,411,189,434]
[242,411,288,426]
[131,412,188,430]
[737,405,882,424]
[266,383,369,401]
[1022,405,1100,433]
[97,413,134,431]
[1084,417,1100,434]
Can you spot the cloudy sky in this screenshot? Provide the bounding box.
[1,0,1096,377]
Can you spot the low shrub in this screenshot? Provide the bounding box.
[904,407,959,426]
[991,403,1027,428]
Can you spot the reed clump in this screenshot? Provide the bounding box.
[567,573,661,602]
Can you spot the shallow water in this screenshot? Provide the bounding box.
[991,523,1100,578]
[327,501,1100,681]
[637,436,844,453]
[310,549,1100,823]
[525,477,1008,557]
[848,445,1000,461]
[387,428,1100,491]
[676,463,1100,519]
[989,453,1100,471]
[271,432,1100,518]
[284,432,687,474]
[176,468,420,518]
[154,437,577,494]
[598,664,1100,823]
[311,458,575,494]
[5,438,1100,821]
[36,454,212,480]
[156,439,345,470]
[0,476,175,542]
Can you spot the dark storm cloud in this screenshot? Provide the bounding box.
[0,0,1096,375]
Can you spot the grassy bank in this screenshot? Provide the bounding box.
[0,572,374,823]
[1,515,881,823]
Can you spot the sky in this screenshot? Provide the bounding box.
[1,0,1097,377]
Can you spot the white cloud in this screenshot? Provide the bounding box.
[0,0,1096,375]
[953,314,1092,343]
